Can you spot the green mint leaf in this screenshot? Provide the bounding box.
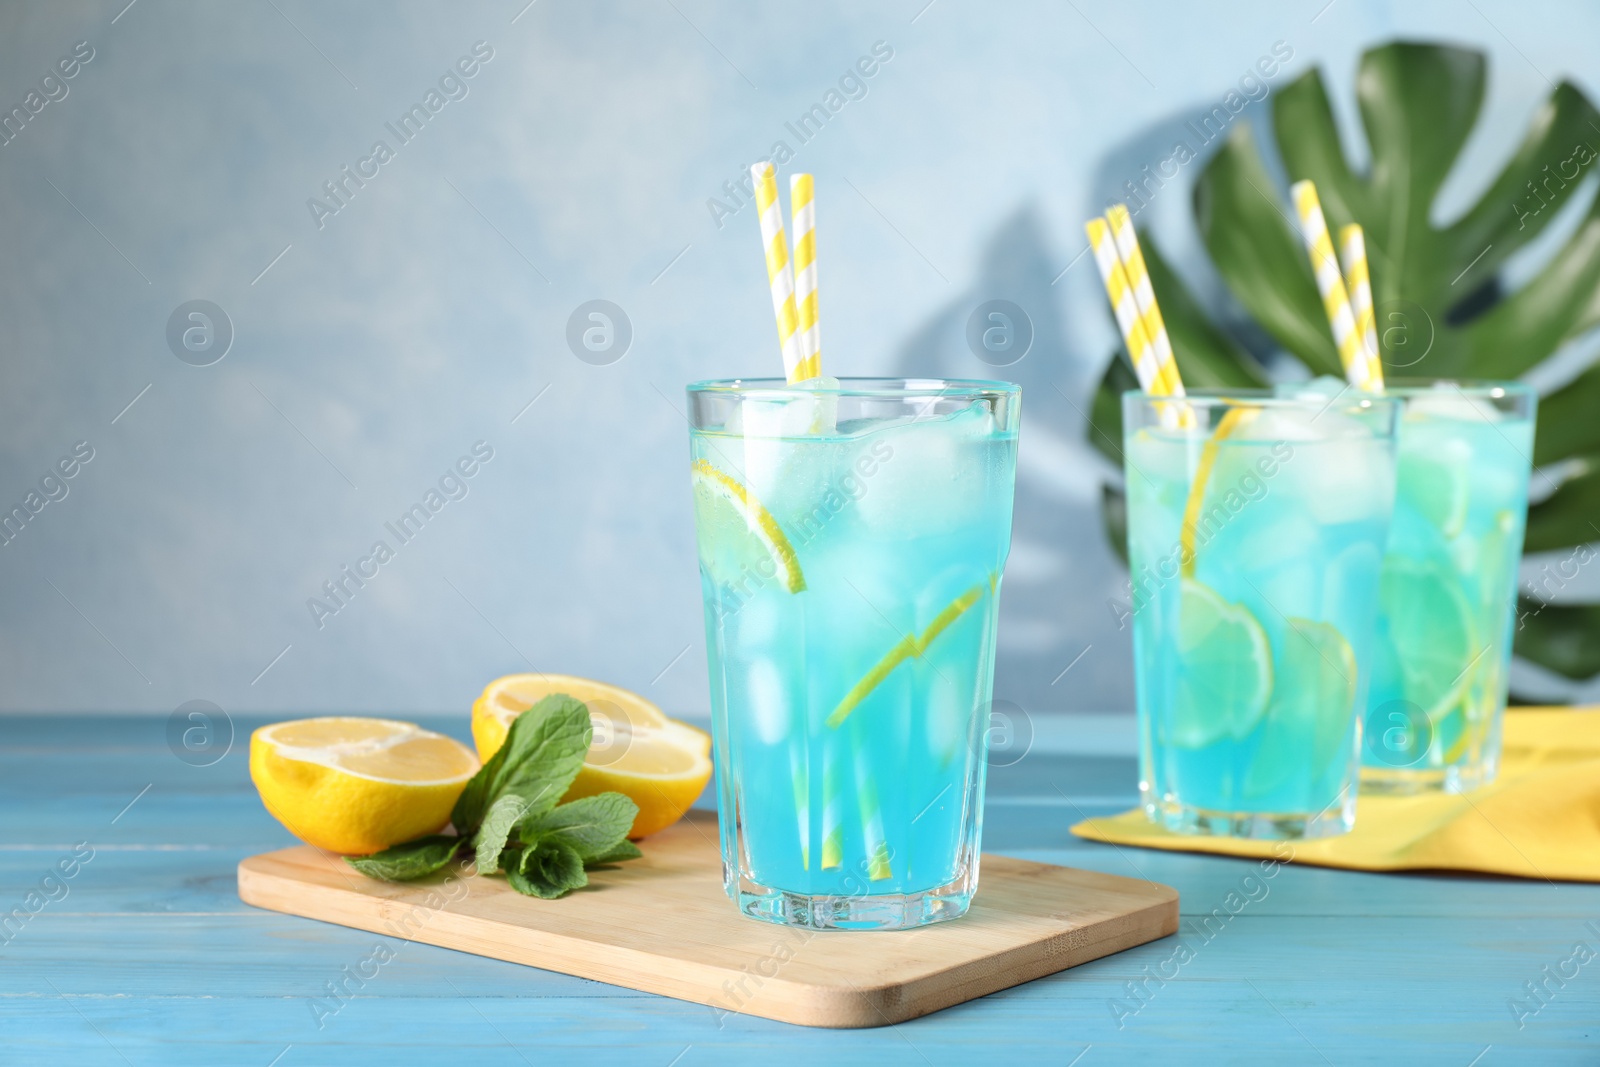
[346,834,467,882]
[493,694,592,813]
[519,793,638,860]
[504,866,545,897]
[474,794,531,875]
[506,836,588,899]
[450,742,511,837]
[498,844,523,878]
[452,693,592,833]
[584,839,642,867]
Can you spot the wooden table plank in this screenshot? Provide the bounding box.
[4,983,1596,1065]
[6,714,1598,1061]
[5,840,1600,922]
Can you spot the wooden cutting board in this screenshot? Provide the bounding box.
[238,811,1177,1028]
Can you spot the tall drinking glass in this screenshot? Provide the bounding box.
[687,378,1020,930]
[1123,390,1399,839]
[1359,381,1536,793]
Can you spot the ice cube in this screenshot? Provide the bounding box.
[1291,434,1397,525]
[1126,426,1200,491]
[1246,403,1370,442]
[722,378,843,519]
[732,376,841,439]
[1320,540,1384,628]
[1211,507,1322,613]
[744,656,792,744]
[1275,374,1350,400]
[1405,385,1501,424]
[852,402,998,538]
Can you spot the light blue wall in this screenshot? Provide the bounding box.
[2,0,1595,716]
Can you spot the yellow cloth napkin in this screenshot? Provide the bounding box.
[1071,708,1600,881]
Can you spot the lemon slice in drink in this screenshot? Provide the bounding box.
[826,580,989,728]
[1179,406,1256,573]
[1167,580,1273,748]
[472,674,712,839]
[1285,619,1360,760]
[1398,446,1469,539]
[250,717,479,855]
[691,459,805,593]
[1380,558,1476,724]
[1244,618,1358,797]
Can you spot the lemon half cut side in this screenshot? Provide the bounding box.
[250,717,479,855]
[472,674,713,840]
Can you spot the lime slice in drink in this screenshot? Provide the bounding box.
[1167,580,1273,748]
[691,459,806,594]
[1397,443,1469,539]
[1380,558,1476,723]
[1243,617,1358,797]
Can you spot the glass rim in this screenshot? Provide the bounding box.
[1120,387,1400,411]
[687,376,1020,399]
[1355,377,1535,398]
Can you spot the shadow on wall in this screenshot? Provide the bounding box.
[883,98,1287,715]
[891,207,1133,716]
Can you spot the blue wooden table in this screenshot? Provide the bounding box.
[5,714,1596,1065]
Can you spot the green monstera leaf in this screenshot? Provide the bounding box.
[1090,41,1600,690]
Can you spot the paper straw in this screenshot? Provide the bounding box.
[791,748,810,871]
[1338,223,1385,390]
[790,174,821,382]
[1106,204,1184,400]
[821,744,844,870]
[854,741,891,881]
[1291,181,1378,391]
[1087,217,1188,429]
[1087,219,1161,394]
[751,163,805,381]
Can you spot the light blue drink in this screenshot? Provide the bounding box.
[688,378,1019,930]
[1123,390,1398,839]
[1361,382,1535,793]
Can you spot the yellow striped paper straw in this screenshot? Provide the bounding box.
[854,741,891,881]
[751,163,805,381]
[1338,223,1385,390]
[791,750,810,870]
[1086,218,1159,393]
[821,746,843,869]
[1106,204,1184,400]
[1087,217,1188,428]
[1291,180,1378,391]
[790,174,821,382]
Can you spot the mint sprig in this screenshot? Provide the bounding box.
[347,834,469,882]
[345,694,642,899]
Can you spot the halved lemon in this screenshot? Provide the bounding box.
[250,717,479,855]
[691,459,805,593]
[472,674,712,839]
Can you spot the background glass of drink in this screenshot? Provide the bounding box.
[1359,381,1536,793]
[1123,390,1399,839]
[688,378,1020,930]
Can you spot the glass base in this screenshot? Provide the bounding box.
[729,870,977,931]
[1143,791,1355,841]
[1360,755,1498,796]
